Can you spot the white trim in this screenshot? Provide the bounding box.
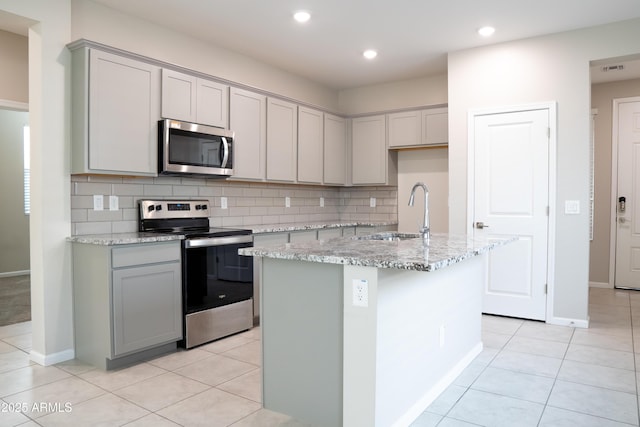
[393,342,483,427]
[467,102,557,323]
[589,281,612,289]
[0,99,28,111]
[610,96,640,289]
[546,315,589,329]
[0,270,30,278]
[30,348,75,366]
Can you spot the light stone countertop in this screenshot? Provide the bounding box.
[249,220,397,234]
[67,233,184,246]
[240,232,517,272]
[67,221,397,246]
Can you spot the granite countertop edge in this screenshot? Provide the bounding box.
[67,233,184,246]
[67,221,397,246]
[241,234,518,272]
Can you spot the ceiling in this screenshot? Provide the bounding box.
[90,0,640,89]
[2,1,640,89]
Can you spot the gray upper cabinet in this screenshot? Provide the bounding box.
[229,87,267,181]
[388,107,448,148]
[71,47,160,176]
[323,114,347,186]
[422,108,448,146]
[298,106,324,184]
[161,69,229,128]
[266,98,298,182]
[351,115,397,185]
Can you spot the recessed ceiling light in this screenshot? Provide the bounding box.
[293,11,311,23]
[478,26,495,37]
[363,49,378,60]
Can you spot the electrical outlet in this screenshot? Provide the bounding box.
[370,197,376,208]
[221,197,228,209]
[320,197,325,208]
[352,279,368,307]
[565,200,580,214]
[285,196,291,208]
[93,195,103,211]
[109,195,119,211]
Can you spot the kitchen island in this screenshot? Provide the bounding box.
[240,233,515,427]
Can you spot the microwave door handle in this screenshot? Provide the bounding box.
[220,137,229,168]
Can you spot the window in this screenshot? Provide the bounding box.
[23,125,30,215]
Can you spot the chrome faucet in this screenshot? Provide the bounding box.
[408,182,430,240]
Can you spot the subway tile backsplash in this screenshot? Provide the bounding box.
[70,176,398,235]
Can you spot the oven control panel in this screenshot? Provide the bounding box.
[139,200,210,219]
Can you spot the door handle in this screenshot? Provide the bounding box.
[475,221,489,229]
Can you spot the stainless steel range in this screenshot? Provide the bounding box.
[139,199,253,348]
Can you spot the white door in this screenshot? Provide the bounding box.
[473,109,550,320]
[615,98,640,288]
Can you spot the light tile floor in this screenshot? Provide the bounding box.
[1,287,639,426]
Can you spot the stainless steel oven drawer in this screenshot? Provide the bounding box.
[184,299,253,348]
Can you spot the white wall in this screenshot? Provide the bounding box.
[0,109,29,274]
[339,74,447,115]
[0,1,73,364]
[0,29,28,103]
[70,0,340,112]
[448,18,640,324]
[397,148,449,234]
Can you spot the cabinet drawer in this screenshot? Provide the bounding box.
[112,242,180,268]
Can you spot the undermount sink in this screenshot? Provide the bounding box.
[354,232,423,241]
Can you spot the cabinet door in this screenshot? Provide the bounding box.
[267,98,298,182]
[297,106,324,184]
[161,69,196,122]
[196,79,229,128]
[229,88,267,180]
[388,110,421,148]
[89,50,160,175]
[112,262,182,356]
[351,115,387,185]
[422,109,448,145]
[323,114,347,185]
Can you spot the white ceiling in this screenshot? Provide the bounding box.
[90,0,640,89]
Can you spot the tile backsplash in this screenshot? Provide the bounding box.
[70,176,398,235]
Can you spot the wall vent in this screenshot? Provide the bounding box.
[601,64,625,72]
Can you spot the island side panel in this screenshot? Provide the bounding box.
[375,254,485,426]
[261,258,344,427]
[342,265,380,427]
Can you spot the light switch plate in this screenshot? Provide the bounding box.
[285,197,291,208]
[370,197,376,208]
[320,197,325,208]
[565,200,580,215]
[221,197,228,209]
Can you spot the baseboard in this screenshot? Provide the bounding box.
[30,348,75,366]
[589,281,612,289]
[547,316,589,329]
[392,342,484,427]
[0,270,30,278]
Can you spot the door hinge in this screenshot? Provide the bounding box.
[547,127,551,138]
[544,284,548,294]
[546,206,550,216]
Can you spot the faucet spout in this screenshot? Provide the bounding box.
[408,182,430,240]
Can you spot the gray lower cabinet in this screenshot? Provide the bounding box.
[73,241,182,369]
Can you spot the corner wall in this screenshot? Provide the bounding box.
[448,18,640,324]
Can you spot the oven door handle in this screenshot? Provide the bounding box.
[184,234,253,248]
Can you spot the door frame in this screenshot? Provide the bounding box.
[467,101,557,324]
[610,96,640,288]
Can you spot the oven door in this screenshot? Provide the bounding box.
[182,235,253,315]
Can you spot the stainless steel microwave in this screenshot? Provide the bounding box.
[158,119,234,177]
